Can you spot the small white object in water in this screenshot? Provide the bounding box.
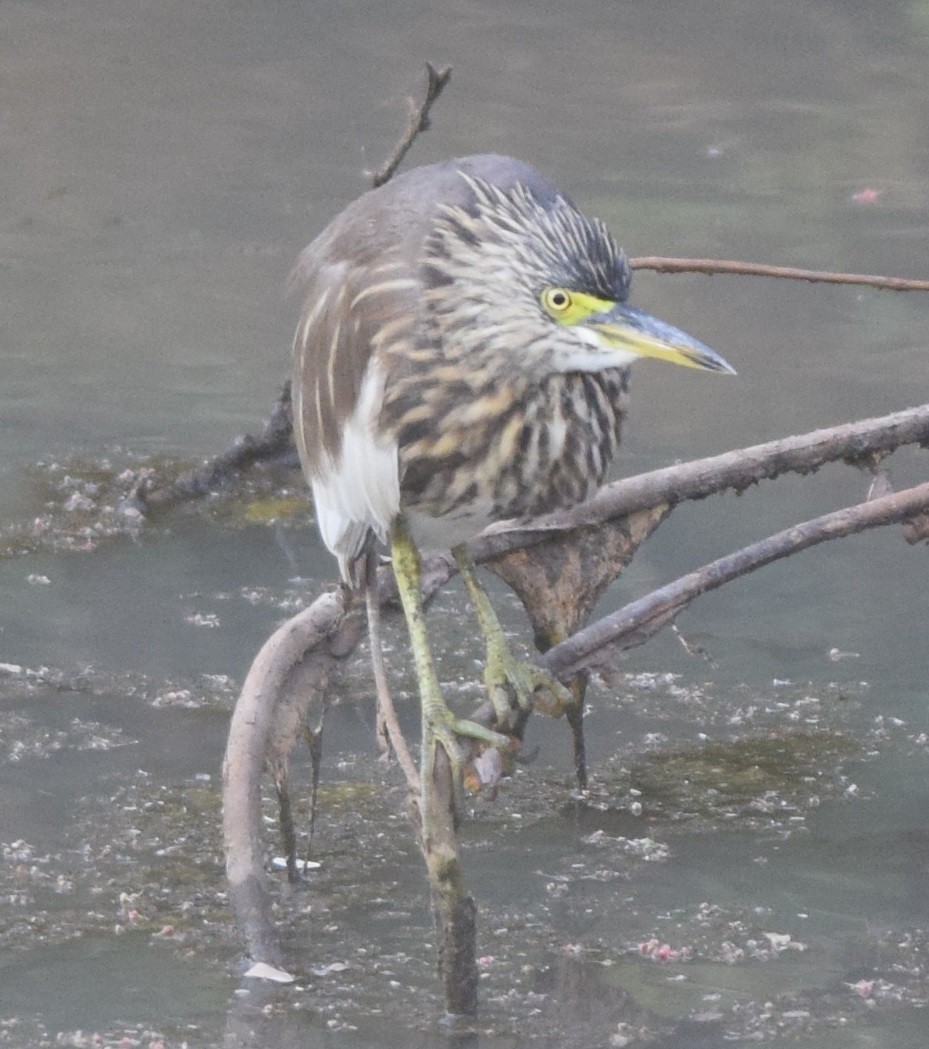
[244,961,295,983]
[272,857,322,871]
[827,647,859,662]
[63,491,94,512]
[311,961,350,976]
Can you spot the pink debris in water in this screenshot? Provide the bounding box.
[850,188,882,204]
[849,979,875,998]
[638,937,681,962]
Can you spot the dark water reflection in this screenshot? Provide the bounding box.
[2,0,929,1045]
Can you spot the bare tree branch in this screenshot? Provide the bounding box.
[630,256,929,292]
[222,589,364,965]
[214,66,929,994]
[470,403,929,562]
[542,481,929,680]
[136,381,294,515]
[370,63,452,188]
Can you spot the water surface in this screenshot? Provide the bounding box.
[2,1,929,1046]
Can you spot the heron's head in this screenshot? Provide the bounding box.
[423,172,735,378]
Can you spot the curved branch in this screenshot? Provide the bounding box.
[221,563,454,964]
[630,256,929,293]
[222,589,358,965]
[542,481,929,681]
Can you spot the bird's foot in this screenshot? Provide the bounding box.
[422,699,513,789]
[484,637,573,726]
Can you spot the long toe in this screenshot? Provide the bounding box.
[484,641,572,723]
[423,700,512,786]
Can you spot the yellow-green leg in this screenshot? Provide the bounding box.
[390,518,510,796]
[453,545,573,727]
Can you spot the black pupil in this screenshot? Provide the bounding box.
[552,292,567,307]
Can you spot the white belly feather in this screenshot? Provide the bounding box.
[310,364,401,580]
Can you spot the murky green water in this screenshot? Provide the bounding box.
[2,0,929,1046]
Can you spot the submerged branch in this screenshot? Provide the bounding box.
[138,381,295,515]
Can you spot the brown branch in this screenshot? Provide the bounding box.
[541,481,929,681]
[370,63,452,188]
[137,381,295,515]
[365,577,420,793]
[630,256,929,292]
[222,589,364,965]
[471,403,929,563]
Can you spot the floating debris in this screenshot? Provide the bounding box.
[244,961,295,983]
[271,857,321,872]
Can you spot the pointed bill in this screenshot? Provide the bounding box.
[588,303,736,373]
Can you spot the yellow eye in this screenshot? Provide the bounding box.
[542,287,572,314]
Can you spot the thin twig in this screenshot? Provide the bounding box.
[365,577,420,793]
[630,256,929,292]
[370,63,452,188]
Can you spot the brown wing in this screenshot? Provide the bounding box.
[290,224,421,579]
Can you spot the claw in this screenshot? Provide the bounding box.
[453,544,574,728]
[423,702,513,793]
[484,639,573,723]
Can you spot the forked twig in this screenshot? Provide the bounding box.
[370,62,453,188]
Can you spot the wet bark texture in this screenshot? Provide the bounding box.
[422,743,479,1017]
[222,590,365,966]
